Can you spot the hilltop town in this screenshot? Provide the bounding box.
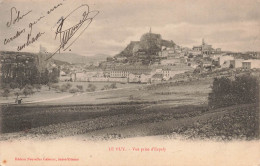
[54,30,260,84]
[1,30,260,88]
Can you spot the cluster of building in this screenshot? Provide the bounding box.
[60,64,193,83]
[192,39,221,55]
[58,37,260,83]
[219,56,260,69]
[185,39,260,70]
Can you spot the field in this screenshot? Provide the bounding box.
[0,102,258,141]
[0,78,258,141]
[0,82,140,105]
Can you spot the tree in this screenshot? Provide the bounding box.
[23,85,34,97]
[10,82,19,89]
[41,69,49,85]
[209,75,259,108]
[2,88,10,99]
[49,68,60,83]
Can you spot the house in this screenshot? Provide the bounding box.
[128,73,140,83]
[59,71,72,82]
[218,56,234,67]
[110,69,129,78]
[110,65,152,78]
[192,39,221,55]
[230,59,244,68]
[242,60,260,69]
[193,39,213,55]
[75,72,87,82]
[159,47,175,57]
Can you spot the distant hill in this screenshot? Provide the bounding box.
[52,53,111,64]
[52,59,70,65]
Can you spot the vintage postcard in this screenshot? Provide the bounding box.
[0,0,260,165]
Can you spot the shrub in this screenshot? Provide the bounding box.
[76,85,83,91]
[110,83,117,89]
[51,84,60,91]
[34,84,42,92]
[23,85,34,97]
[65,83,72,89]
[10,82,19,89]
[59,85,68,92]
[102,85,110,90]
[86,84,96,92]
[60,83,72,92]
[69,88,78,93]
[2,88,10,99]
[14,91,21,97]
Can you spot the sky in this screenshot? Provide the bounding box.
[0,0,260,57]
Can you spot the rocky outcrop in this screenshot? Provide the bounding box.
[116,32,176,58]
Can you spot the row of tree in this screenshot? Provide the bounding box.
[208,75,259,108]
[1,61,60,89]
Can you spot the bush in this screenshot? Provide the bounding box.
[23,85,34,97]
[34,84,42,92]
[86,84,96,92]
[59,85,68,92]
[60,83,72,92]
[69,88,78,93]
[65,83,72,89]
[51,84,60,91]
[110,83,117,89]
[10,82,19,89]
[208,75,259,108]
[101,85,110,90]
[76,85,83,91]
[14,91,21,97]
[2,88,10,99]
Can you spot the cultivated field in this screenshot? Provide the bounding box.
[1,78,258,141]
[0,102,258,141]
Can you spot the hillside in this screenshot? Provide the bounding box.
[116,32,176,58]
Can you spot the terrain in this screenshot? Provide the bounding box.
[0,78,258,141]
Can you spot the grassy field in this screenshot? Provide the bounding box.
[1,78,258,141]
[0,82,141,105]
[0,102,258,141]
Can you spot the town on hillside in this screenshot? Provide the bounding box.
[1,29,259,86]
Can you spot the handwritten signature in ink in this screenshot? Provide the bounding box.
[46,4,99,60]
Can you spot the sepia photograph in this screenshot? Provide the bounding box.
[0,0,259,165]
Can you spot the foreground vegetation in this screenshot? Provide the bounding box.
[0,102,258,141]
